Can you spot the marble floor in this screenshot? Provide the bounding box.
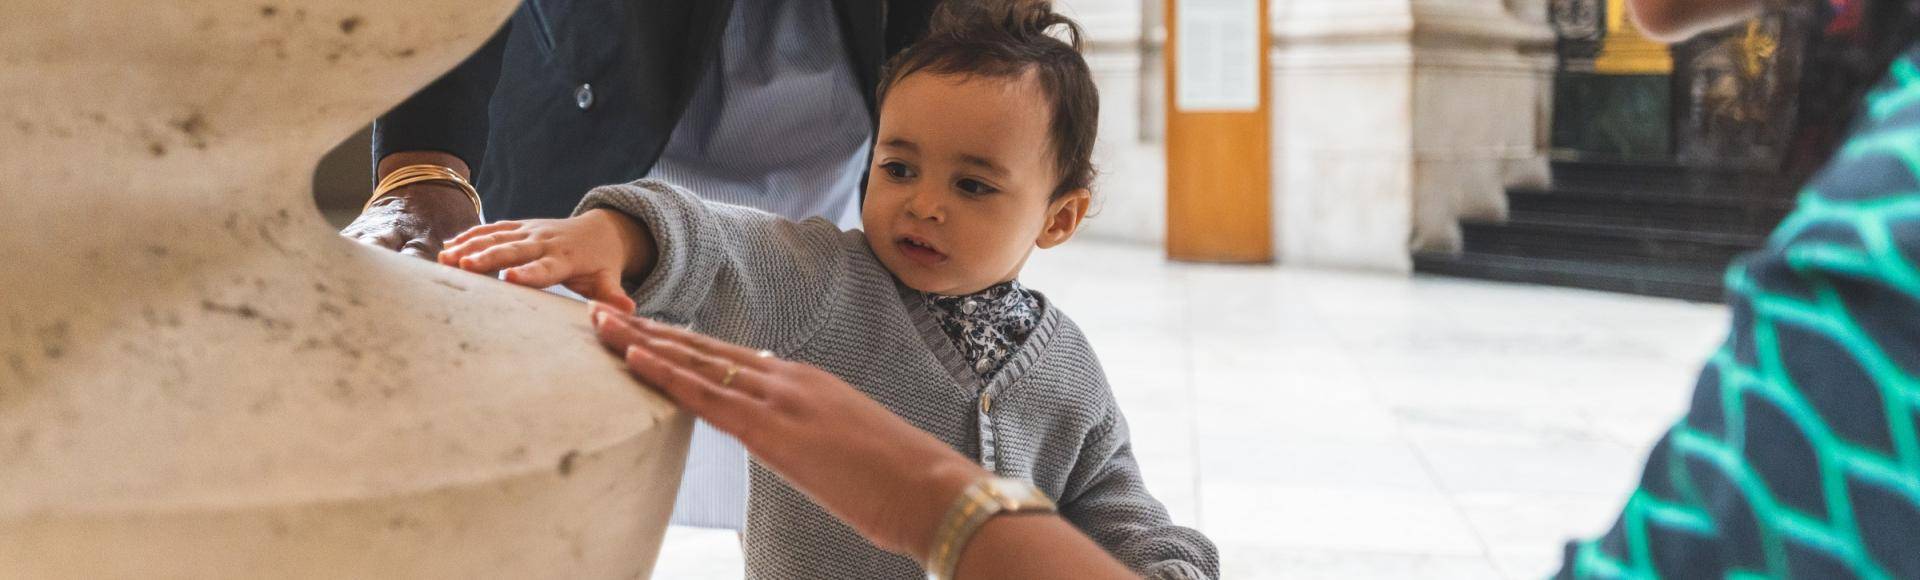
[649,240,1732,579]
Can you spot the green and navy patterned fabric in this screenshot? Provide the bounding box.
[1558,46,1920,579]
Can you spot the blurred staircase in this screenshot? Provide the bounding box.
[1414,161,1796,303]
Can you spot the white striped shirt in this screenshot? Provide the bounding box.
[649,0,872,530]
[644,0,872,230]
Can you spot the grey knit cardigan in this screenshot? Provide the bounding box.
[579,180,1218,579]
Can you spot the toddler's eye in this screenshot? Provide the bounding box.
[880,161,917,180]
[956,178,998,196]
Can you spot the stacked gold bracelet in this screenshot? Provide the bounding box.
[366,164,485,220]
[925,477,1056,580]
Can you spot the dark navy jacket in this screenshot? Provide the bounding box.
[373,0,937,220]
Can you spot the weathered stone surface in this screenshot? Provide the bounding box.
[1270,0,1556,269]
[0,2,691,577]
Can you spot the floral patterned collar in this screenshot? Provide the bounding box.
[926,280,1043,382]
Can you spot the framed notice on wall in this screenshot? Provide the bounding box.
[1175,0,1261,112]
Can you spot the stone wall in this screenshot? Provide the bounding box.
[1055,0,1170,248]
[1270,0,1552,271]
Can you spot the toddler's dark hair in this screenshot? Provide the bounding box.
[877,0,1099,199]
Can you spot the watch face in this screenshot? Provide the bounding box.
[985,478,1056,512]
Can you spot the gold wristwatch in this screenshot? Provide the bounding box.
[925,477,1057,580]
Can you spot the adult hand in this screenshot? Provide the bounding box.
[587,302,977,557]
[586,303,1139,579]
[1626,0,1763,42]
[339,151,482,260]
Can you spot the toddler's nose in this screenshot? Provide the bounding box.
[904,190,945,223]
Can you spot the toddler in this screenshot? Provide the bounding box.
[440,2,1217,578]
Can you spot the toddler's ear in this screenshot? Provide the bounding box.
[1036,188,1092,249]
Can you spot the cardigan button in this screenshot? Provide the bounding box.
[574,83,594,110]
[980,393,992,414]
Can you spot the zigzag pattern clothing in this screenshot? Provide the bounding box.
[1559,45,1920,579]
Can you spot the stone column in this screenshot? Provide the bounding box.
[1058,0,1170,247]
[0,2,690,577]
[1270,0,1553,271]
[1507,0,1558,190]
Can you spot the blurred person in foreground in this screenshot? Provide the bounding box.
[1560,0,1920,577]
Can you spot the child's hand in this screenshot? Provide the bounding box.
[438,209,651,314]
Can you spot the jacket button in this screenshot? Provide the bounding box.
[980,393,992,414]
[574,83,594,110]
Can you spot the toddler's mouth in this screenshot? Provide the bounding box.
[896,234,948,265]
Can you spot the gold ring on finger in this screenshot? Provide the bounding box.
[720,363,741,388]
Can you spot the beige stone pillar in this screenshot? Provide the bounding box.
[1270,0,1554,271]
[0,1,691,577]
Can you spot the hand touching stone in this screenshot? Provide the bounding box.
[341,181,483,260]
[439,209,651,313]
[586,302,983,559]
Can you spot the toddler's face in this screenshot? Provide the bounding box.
[862,71,1089,296]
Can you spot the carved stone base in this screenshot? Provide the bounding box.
[0,2,690,577]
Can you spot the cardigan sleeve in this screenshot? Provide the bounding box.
[574,179,852,354]
[1058,412,1221,579]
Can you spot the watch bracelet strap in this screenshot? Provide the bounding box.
[925,477,1055,580]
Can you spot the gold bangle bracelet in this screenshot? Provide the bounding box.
[368,165,464,206]
[366,164,482,215]
[365,164,485,220]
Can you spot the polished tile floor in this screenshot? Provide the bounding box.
[650,240,1731,579]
